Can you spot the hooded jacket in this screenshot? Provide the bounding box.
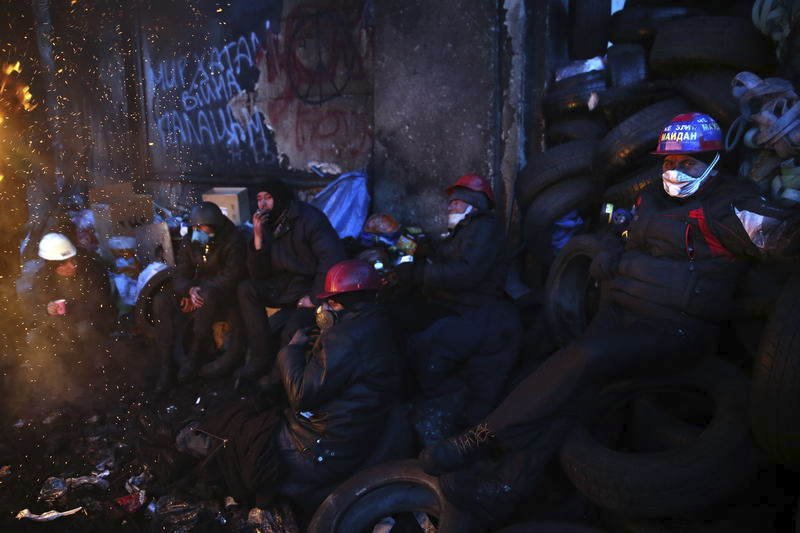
[246,201,345,306]
[173,215,246,298]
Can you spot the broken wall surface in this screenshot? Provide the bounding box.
[139,0,373,184]
[372,0,502,232]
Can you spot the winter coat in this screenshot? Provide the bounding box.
[30,252,114,330]
[246,201,345,306]
[275,304,401,487]
[417,211,507,311]
[173,216,246,298]
[606,174,800,323]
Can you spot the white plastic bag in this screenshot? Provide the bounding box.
[310,172,370,239]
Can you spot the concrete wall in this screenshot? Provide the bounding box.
[372,0,502,232]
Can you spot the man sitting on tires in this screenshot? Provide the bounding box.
[151,202,246,393]
[418,113,800,524]
[169,259,401,507]
[394,174,521,447]
[234,179,345,382]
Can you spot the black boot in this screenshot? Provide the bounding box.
[419,422,497,476]
[199,348,243,378]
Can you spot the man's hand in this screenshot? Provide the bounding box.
[289,328,310,346]
[189,286,205,308]
[180,297,198,314]
[46,300,66,316]
[253,211,269,250]
[296,295,314,309]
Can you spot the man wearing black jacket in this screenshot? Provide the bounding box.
[151,202,245,392]
[396,174,521,446]
[235,179,345,380]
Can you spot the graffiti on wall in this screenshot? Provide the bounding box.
[148,24,276,167]
[146,0,373,175]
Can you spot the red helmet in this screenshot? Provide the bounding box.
[445,174,494,205]
[317,259,383,300]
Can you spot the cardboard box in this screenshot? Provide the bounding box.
[202,187,249,225]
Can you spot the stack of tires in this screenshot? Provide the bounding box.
[523,1,800,531]
[518,0,775,287]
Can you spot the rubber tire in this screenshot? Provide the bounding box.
[133,267,176,339]
[676,70,740,128]
[307,459,475,533]
[650,17,775,75]
[593,98,687,181]
[495,522,605,533]
[544,233,603,347]
[522,176,597,256]
[570,0,612,60]
[516,140,597,210]
[630,394,704,452]
[607,44,648,88]
[750,274,800,468]
[561,357,759,518]
[544,71,608,119]
[610,6,706,46]
[602,164,661,208]
[547,115,608,145]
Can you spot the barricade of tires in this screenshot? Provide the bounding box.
[516,1,799,531]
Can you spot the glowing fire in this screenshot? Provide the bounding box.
[1,59,37,113]
[3,61,21,76]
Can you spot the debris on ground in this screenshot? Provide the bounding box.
[16,506,85,521]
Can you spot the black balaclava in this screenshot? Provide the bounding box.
[258,179,294,220]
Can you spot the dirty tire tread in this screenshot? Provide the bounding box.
[610,6,706,46]
[547,116,608,145]
[571,0,612,59]
[676,70,740,127]
[751,275,800,466]
[650,16,775,74]
[607,44,648,88]
[544,233,603,346]
[544,72,608,118]
[522,176,597,255]
[517,140,597,209]
[561,358,758,517]
[133,267,175,339]
[307,459,475,533]
[594,98,687,180]
[602,164,661,207]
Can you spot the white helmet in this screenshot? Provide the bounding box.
[38,233,77,261]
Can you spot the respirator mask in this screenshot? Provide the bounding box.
[315,303,342,331]
[447,204,474,229]
[662,153,720,198]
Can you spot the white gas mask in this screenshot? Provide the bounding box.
[662,153,720,198]
[447,204,474,229]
